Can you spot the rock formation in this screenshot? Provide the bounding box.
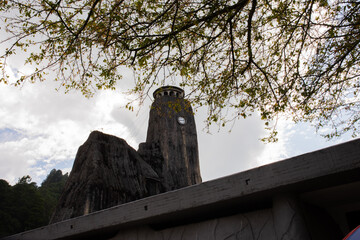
[50,86,202,223]
[50,131,160,223]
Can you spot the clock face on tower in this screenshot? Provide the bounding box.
[177,116,186,125]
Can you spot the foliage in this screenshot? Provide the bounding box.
[0,170,68,237]
[39,169,69,223]
[0,0,360,140]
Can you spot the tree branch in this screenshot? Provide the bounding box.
[129,0,250,52]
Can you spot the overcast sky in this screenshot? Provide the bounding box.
[0,63,354,186]
[0,21,356,186]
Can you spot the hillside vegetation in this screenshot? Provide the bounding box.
[0,169,68,237]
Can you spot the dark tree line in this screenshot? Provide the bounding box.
[0,169,68,237]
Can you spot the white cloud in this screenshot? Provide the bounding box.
[0,62,355,186]
[255,118,294,166]
[1,69,285,185]
[196,110,268,181]
[0,12,357,187]
[0,67,143,185]
[0,139,33,183]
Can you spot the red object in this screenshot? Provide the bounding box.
[343,225,360,240]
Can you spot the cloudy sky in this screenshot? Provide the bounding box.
[0,22,356,186]
[0,63,354,186]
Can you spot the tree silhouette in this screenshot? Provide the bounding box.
[0,170,68,237]
[1,0,359,140]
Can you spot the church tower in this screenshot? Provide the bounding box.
[138,86,202,191]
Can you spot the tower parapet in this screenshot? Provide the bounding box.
[153,86,184,99]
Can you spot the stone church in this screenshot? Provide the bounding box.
[2,86,360,240]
